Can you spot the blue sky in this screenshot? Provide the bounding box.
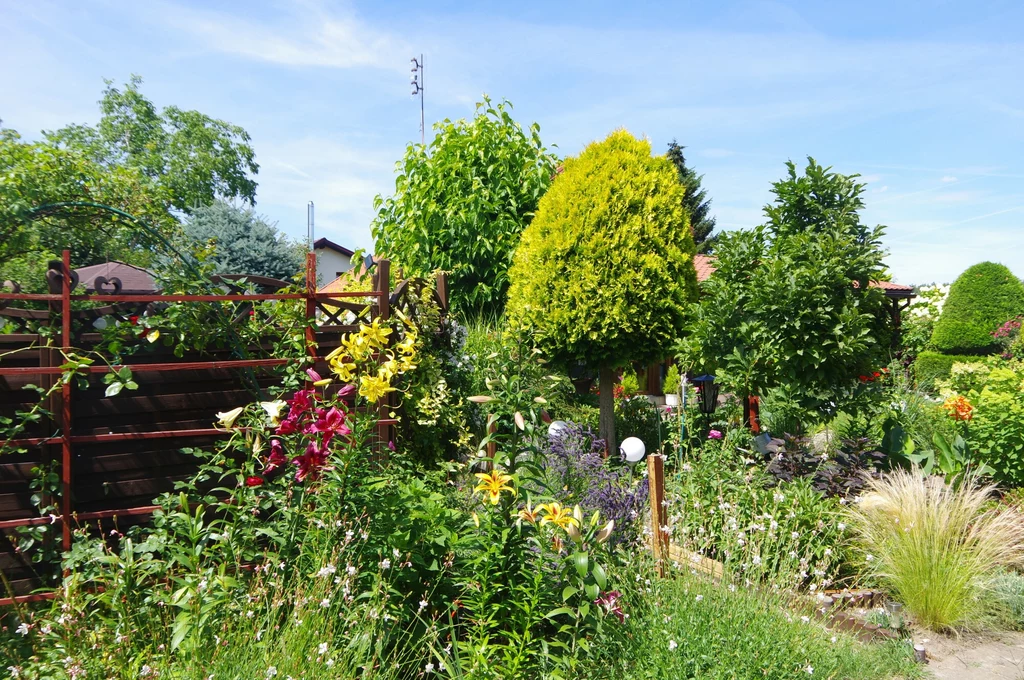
[2,0,1022,284]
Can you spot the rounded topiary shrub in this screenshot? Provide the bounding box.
[930,262,1024,355]
[506,130,699,447]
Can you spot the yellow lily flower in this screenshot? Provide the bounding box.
[331,358,357,383]
[359,320,392,348]
[473,470,515,505]
[359,373,395,403]
[536,502,580,531]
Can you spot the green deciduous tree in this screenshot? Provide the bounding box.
[507,130,699,448]
[46,75,258,213]
[0,128,179,284]
[0,76,258,287]
[929,262,1024,355]
[680,158,889,419]
[182,201,305,280]
[666,141,716,253]
[371,98,558,317]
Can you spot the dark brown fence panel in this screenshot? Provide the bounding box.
[0,251,444,606]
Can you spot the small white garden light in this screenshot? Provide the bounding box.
[547,420,569,438]
[620,436,646,463]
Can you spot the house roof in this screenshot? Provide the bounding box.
[318,256,378,293]
[313,237,355,257]
[74,261,158,294]
[692,254,915,299]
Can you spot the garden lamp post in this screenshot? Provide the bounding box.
[691,374,719,435]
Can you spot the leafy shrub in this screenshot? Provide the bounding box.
[956,363,1024,486]
[913,350,985,388]
[371,97,558,316]
[615,395,665,454]
[930,262,1024,355]
[901,283,949,360]
[678,158,890,417]
[989,571,1024,630]
[849,470,1024,630]
[663,364,680,394]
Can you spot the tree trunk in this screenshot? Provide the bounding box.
[599,365,617,457]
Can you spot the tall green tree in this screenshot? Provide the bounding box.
[372,98,558,317]
[183,201,305,280]
[0,128,179,283]
[680,158,889,419]
[0,76,258,286]
[666,141,716,253]
[508,130,699,448]
[46,75,258,213]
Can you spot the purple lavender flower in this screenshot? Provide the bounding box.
[541,423,648,547]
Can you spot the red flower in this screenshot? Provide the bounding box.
[294,441,328,482]
[309,406,351,447]
[276,418,298,435]
[129,315,139,325]
[595,590,625,623]
[245,476,264,487]
[872,371,881,378]
[265,439,288,472]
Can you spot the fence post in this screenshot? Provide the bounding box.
[647,453,668,575]
[434,271,449,315]
[375,259,392,452]
[60,250,73,553]
[304,252,318,361]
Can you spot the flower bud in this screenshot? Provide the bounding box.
[566,522,583,544]
[596,520,615,544]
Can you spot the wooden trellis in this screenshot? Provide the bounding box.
[0,251,446,606]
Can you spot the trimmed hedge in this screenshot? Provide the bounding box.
[930,262,1024,355]
[913,350,987,387]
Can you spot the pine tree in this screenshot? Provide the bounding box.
[666,141,716,253]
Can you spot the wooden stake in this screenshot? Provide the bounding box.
[647,453,668,574]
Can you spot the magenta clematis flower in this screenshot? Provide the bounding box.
[708,429,723,440]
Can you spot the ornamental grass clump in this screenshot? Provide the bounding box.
[849,469,1024,630]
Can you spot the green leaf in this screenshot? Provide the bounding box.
[561,585,578,602]
[573,551,589,579]
[592,562,607,590]
[104,382,123,397]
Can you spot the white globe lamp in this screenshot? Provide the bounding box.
[620,436,646,463]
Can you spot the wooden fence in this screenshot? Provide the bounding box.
[0,250,445,606]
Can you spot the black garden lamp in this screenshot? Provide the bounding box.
[691,374,719,416]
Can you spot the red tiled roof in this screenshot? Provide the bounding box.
[692,254,914,297]
[693,254,717,283]
[74,261,157,294]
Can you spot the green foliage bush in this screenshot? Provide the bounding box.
[508,130,698,370]
[930,262,1024,355]
[913,351,986,388]
[372,98,558,316]
[956,362,1024,486]
[507,129,699,447]
[679,158,889,417]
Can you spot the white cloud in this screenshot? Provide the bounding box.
[940,175,958,183]
[151,0,409,72]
